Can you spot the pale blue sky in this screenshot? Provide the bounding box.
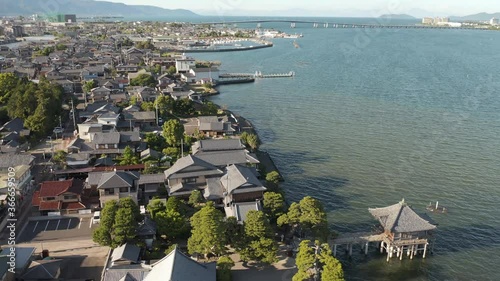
[103,0,499,17]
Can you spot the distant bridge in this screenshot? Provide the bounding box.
[195,19,489,30]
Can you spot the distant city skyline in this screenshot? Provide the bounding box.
[102,0,500,17]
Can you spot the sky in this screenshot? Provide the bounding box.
[102,0,500,17]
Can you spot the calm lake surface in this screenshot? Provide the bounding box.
[192,17,500,281]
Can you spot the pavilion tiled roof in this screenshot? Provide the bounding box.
[369,199,437,233]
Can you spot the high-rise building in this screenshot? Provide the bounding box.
[12,25,24,37]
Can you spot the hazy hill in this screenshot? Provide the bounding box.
[0,0,199,17]
[378,14,416,20]
[450,12,500,21]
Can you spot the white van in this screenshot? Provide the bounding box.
[92,211,101,224]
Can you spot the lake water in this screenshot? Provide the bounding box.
[191,17,500,281]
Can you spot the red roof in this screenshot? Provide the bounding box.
[93,164,145,172]
[39,201,61,211]
[31,191,41,207]
[62,202,86,210]
[39,178,84,197]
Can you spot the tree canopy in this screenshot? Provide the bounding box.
[187,202,226,258]
[130,73,156,87]
[162,119,184,147]
[293,240,344,281]
[119,146,139,165]
[263,192,286,223]
[239,211,278,264]
[188,190,204,206]
[277,196,329,241]
[92,198,142,248]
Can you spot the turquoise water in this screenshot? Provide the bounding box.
[192,20,500,281]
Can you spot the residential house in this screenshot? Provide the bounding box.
[129,86,158,102]
[197,116,235,138]
[90,86,112,102]
[122,111,156,128]
[220,164,266,207]
[175,56,196,73]
[81,65,105,80]
[97,112,120,127]
[226,201,263,223]
[137,217,157,249]
[168,90,200,101]
[164,155,223,199]
[138,173,165,203]
[116,64,139,73]
[191,139,259,169]
[87,170,140,207]
[53,79,76,94]
[0,154,35,196]
[110,243,141,267]
[31,178,86,215]
[66,153,92,168]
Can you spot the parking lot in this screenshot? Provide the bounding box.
[17,215,108,281]
[18,216,98,243]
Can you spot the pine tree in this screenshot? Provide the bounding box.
[187,202,226,259]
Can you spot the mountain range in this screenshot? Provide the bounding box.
[0,0,199,17]
[450,12,500,21]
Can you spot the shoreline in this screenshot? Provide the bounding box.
[163,43,273,53]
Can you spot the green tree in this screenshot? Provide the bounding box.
[162,119,184,146]
[263,192,286,222]
[130,73,156,87]
[130,95,138,105]
[217,256,234,281]
[144,133,167,152]
[320,253,344,281]
[92,200,119,246]
[0,73,19,104]
[52,150,67,169]
[188,190,204,206]
[223,216,245,249]
[163,147,180,161]
[155,209,188,239]
[201,101,218,115]
[239,211,278,264]
[173,98,195,116]
[119,146,139,165]
[187,202,226,258]
[112,206,138,247]
[166,197,182,213]
[265,171,281,190]
[154,94,174,116]
[164,243,178,255]
[244,210,273,239]
[246,134,259,151]
[55,43,67,50]
[167,66,177,75]
[83,80,98,93]
[147,199,165,219]
[277,197,329,241]
[140,101,155,111]
[119,197,142,222]
[293,240,315,281]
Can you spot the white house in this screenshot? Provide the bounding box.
[175,56,196,73]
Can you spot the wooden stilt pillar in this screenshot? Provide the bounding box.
[410,245,414,260]
[365,242,369,255]
[423,243,428,258]
[396,247,400,257]
[414,245,418,256]
[349,244,353,256]
[333,244,337,257]
[389,246,393,258]
[399,247,403,260]
[387,249,390,262]
[407,246,411,256]
[380,242,384,253]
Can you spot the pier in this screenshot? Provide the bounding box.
[219,71,295,79]
[330,200,437,261]
[196,20,491,31]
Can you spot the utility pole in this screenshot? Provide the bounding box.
[155,99,159,126]
[70,98,76,131]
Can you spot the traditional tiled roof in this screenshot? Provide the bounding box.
[369,199,437,233]
[164,155,222,179]
[144,247,216,281]
[221,164,266,195]
[97,171,139,189]
[39,201,62,211]
[62,202,86,210]
[191,139,245,154]
[112,243,141,263]
[39,178,84,197]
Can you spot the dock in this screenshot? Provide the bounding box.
[329,231,385,256]
[219,71,295,79]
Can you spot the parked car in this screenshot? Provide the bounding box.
[92,211,100,224]
[53,127,64,134]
